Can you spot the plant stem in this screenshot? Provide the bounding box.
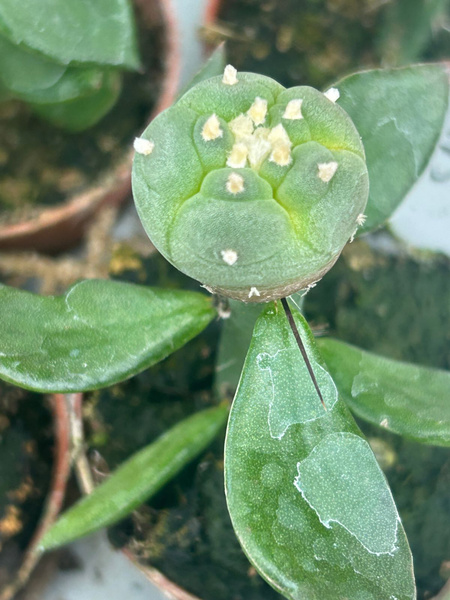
[281,297,326,409]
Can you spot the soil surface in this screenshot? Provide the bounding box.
[0,382,53,591]
[0,1,164,223]
[213,0,449,90]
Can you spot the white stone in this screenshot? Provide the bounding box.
[324,87,340,103]
[223,64,238,85]
[221,249,238,265]
[226,173,245,195]
[133,137,154,156]
[201,114,223,141]
[283,99,303,120]
[247,97,268,125]
[317,161,338,182]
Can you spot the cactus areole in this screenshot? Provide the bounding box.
[132,67,369,302]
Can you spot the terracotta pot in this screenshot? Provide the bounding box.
[0,394,73,600]
[123,551,203,600]
[0,0,180,254]
[203,0,222,26]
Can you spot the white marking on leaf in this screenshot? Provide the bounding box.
[294,432,400,556]
[257,348,337,439]
[248,287,261,298]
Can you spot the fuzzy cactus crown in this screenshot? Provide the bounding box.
[132,65,368,302]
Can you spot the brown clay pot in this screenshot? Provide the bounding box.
[0,394,74,600]
[203,0,222,26]
[123,551,203,600]
[0,0,180,254]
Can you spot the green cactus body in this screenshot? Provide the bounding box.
[132,67,369,302]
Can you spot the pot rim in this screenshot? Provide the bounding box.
[0,0,181,253]
[0,394,74,600]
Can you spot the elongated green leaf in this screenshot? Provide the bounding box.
[178,44,226,99]
[215,293,304,397]
[215,300,263,398]
[0,0,139,69]
[377,0,449,66]
[335,64,449,232]
[389,98,450,256]
[0,280,215,393]
[40,404,228,551]
[318,337,450,447]
[225,304,415,600]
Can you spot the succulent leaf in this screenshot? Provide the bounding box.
[0,0,139,69]
[132,69,369,302]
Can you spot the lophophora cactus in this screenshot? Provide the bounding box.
[132,66,369,302]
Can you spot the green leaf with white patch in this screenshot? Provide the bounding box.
[335,64,449,232]
[0,280,215,393]
[318,337,450,447]
[214,293,304,397]
[225,304,415,600]
[40,404,228,551]
[0,0,139,69]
